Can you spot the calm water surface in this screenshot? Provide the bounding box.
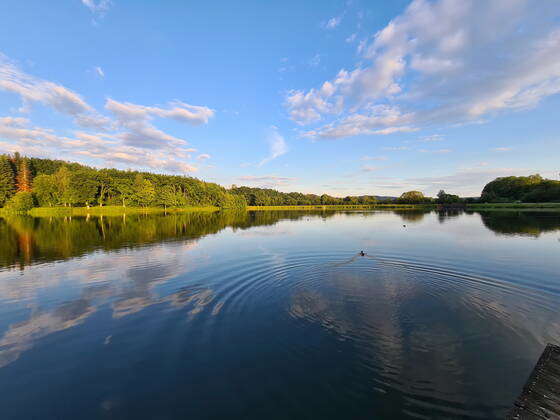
[0,210,559,419]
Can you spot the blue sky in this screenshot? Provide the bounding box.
[0,0,559,197]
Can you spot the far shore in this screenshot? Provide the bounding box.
[1,202,559,217]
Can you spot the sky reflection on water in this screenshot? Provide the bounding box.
[0,210,559,419]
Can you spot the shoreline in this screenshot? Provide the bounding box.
[1,202,559,218]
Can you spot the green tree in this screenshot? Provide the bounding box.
[398,191,427,204]
[96,171,112,207]
[437,190,460,204]
[132,175,155,207]
[5,191,35,212]
[56,166,72,207]
[157,185,177,210]
[33,174,60,206]
[114,178,134,207]
[480,174,554,202]
[68,170,98,207]
[0,155,16,206]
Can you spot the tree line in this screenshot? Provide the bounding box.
[1,154,558,211]
[229,186,380,206]
[0,153,246,211]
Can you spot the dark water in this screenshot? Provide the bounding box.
[0,210,559,419]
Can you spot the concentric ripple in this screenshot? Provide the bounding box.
[0,210,559,419]
[171,248,560,419]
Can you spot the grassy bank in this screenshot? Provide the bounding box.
[246,204,434,211]
[3,203,560,218]
[25,205,220,217]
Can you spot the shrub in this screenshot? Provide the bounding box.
[4,191,35,212]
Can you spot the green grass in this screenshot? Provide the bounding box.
[246,204,434,211]
[7,203,560,218]
[26,205,220,217]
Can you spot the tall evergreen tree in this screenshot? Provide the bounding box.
[0,155,16,206]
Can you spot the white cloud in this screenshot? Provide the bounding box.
[285,81,341,125]
[105,99,214,126]
[346,33,357,43]
[0,53,92,116]
[74,113,113,131]
[105,98,214,149]
[286,0,560,139]
[0,117,200,174]
[325,16,342,30]
[81,0,111,14]
[94,66,104,78]
[491,147,513,152]
[301,105,416,139]
[258,127,288,166]
[0,53,214,175]
[197,153,211,161]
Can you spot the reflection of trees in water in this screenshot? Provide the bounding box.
[478,211,560,237]
[0,210,339,269]
[391,210,429,223]
[436,209,464,224]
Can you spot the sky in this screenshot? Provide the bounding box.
[0,0,559,197]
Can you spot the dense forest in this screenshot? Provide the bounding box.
[1,154,558,211]
[0,153,246,211]
[0,154,389,211]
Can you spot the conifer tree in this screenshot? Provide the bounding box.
[0,155,16,206]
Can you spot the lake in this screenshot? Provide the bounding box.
[0,209,559,419]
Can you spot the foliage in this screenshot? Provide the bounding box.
[68,169,99,207]
[436,190,461,204]
[132,175,156,207]
[15,157,33,192]
[481,175,560,203]
[231,186,379,206]
[0,155,16,206]
[33,174,60,207]
[0,153,247,211]
[397,191,430,204]
[4,191,35,212]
